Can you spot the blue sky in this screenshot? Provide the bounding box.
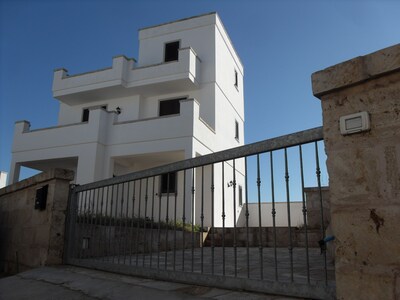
[1,0,400,180]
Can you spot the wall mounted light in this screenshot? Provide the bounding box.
[116,107,121,114]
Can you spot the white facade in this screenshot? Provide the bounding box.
[9,13,245,226]
[0,172,7,189]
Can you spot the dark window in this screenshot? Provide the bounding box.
[82,106,107,122]
[238,185,243,206]
[234,70,238,88]
[82,109,89,122]
[159,98,184,116]
[160,172,177,194]
[164,41,180,62]
[235,120,239,140]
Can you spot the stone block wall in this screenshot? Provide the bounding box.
[312,43,400,300]
[0,169,73,274]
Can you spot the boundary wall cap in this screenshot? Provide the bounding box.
[312,43,400,98]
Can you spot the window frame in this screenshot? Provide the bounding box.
[160,172,177,194]
[235,120,240,141]
[158,97,186,117]
[234,69,239,89]
[82,105,107,122]
[82,108,90,122]
[164,40,181,63]
[238,185,243,206]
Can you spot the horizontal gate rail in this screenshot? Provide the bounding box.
[65,126,335,300]
[73,127,323,192]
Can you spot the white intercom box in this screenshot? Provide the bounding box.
[339,111,370,135]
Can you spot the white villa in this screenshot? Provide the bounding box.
[9,13,245,226]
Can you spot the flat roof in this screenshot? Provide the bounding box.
[139,12,216,32]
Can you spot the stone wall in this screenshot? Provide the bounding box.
[0,169,73,274]
[312,43,400,300]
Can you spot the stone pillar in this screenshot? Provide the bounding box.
[312,44,400,300]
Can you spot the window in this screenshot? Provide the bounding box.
[159,98,185,116]
[82,106,107,122]
[235,120,239,140]
[82,109,90,122]
[160,172,177,194]
[164,41,180,62]
[234,69,238,88]
[238,185,243,206]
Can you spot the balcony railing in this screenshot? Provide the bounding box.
[53,48,201,104]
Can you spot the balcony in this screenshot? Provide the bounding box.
[53,47,201,105]
[12,99,216,164]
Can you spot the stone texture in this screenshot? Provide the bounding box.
[0,169,73,274]
[312,45,400,299]
[312,43,400,97]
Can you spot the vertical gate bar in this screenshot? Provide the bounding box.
[200,166,204,274]
[182,170,186,271]
[93,188,100,259]
[299,145,310,283]
[129,181,136,265]
[157,179,162,270]
[232,159,237,278]
[123,183,129,264]
[211,164,215,275]
[270,151,278,280]
[98,186,105,260]
[256,154,263,279]
[173,181,178,271]
[284,148,294,282]
[103,186,111,262]
[221,162,226,276]
[150,177,156,268]
[117,184,122,264]
[79,190,88,259]
[315,141,328,284]
[191,168,195,272]
[244,157,250,278]
[143,178,149,267]
[89,189,96,259]
[76,190,83,259]
[165,174,170,270]
[64,186,78,263]
[108,185,115,263]
[112,184,119,264]
[118,184,125,264]
[121,182,129,265]
[136,179,142,266]
[126,182,132,264]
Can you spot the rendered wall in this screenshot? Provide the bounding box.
[312,43,400,300]
[0,169,73,274]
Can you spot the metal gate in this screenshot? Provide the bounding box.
[64,127,335,299]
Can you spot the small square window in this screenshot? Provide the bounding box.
[164,41,180,62]
[160,172,177,194]
[235,120,239,140]
[82,109,89,122]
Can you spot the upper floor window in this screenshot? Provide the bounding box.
[234,69,238,88]
[235,120,239,140]
[82,109,90,122]
[159,98,185,116]
[82,105,107,122]
[238,185,243,206]
[160,172,177,194]
[164,41,180,62]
